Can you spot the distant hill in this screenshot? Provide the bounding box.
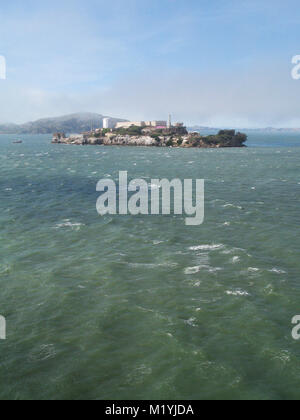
[0,113,128,134]
[188,126,300,133]
[2,116,299,135]
[188,126,220,133]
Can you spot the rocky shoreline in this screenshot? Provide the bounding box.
[52,128,247,148]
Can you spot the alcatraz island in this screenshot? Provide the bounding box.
[52,116,247,148]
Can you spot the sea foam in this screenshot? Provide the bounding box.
[189,244,224,251]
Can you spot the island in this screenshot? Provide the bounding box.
[52,121,247,148]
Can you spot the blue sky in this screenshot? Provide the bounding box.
[1,0,300,126]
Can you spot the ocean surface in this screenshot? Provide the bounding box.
[0,132,300,400]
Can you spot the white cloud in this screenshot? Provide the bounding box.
[1,58,300,127]
[1,0,300,127]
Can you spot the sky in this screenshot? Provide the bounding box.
[1,0,300,127]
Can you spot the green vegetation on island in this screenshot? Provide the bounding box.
[188,130,247,148]
[53,127,247,148]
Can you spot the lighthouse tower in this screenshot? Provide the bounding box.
[167,114,172,129]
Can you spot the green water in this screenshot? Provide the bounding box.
[0,134,300,400]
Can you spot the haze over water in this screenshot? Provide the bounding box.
[0,132,300,400]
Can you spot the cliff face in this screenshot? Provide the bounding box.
[52,129,247,148]
[53,133,175,147]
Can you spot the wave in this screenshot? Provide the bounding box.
[0,264,11,275]
[129,262,178,269]
[226,290,250,297]
[248,267,260,273]
[189,244,224,251]
[268,268,286,274]
[184,265,222,274]
[185,317,197,327]
[29,344,56,362]
[55,221,85,230]
[223,204,243,210]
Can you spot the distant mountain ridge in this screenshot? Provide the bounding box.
[188,126,300,133]
[0,113,128,134]
[1,114,299,134]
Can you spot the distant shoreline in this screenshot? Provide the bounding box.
[1,113,300,135]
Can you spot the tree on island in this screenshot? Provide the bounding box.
[190,130,247,147]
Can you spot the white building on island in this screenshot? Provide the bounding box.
[103,117,114,129]
[115,120,168,129]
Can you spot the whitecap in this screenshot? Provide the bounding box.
[207,267,223,273]
[184,265,222,274]
[185,317,197,327]
[0,264,11,274]
[189,244,224,251]
[55,222,84,230]
[184,266,202,274]
[268,268,286,274]
[194,281,202,287]
[221,247,247,255]
[248,267,259,273]
[223,204,243,210]
[226,290,250,297]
